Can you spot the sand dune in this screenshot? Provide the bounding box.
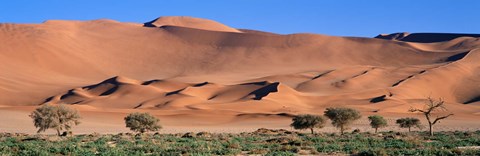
[144,16,242,33]
[375,32,480,43]
[391,49,480,104]
[1,16,480,133]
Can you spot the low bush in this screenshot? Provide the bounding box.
[0,130,478,155]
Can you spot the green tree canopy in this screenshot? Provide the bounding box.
[368,115,388,133]
[29,104,81,136]
[324,107,362,135]
[396,117,422,132]
[124,112,162,133]
[290,114,326,134]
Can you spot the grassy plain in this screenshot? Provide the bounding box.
[1,129,479,155]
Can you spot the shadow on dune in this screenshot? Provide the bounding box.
[248,82,280,100]
[165,88,185,96]
[376,33,480,43]
[60,89,76,99]
[240,81,269,86]
[370,95,387,103]
[99,86,119,96]
[141,79,161,85]
[193,82,209,87]
[464,96,480,104]
[236,112,294,118]
[445,51,470,62]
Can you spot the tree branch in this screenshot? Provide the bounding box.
[432,114,454,125]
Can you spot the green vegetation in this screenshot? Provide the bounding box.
[0,130,479,155]
[18,103,474,155]
[396,117,422,132]
[29,104,81,136]
[124,112,162,133]
[290,114,326,134]
[324,107,362,135]
[368,115,388,133]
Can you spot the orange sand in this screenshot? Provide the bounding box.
[1,16,479,134]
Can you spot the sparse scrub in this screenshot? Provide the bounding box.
[0,130,479,155]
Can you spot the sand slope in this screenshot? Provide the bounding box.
[1,16,480,133]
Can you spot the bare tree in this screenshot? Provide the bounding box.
[409,97,453,136]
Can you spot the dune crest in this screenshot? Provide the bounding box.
[376,32,480,43]
[144,16,242,33]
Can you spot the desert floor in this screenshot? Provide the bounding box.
[1,105,479,134]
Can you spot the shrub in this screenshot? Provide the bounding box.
[29,104,81,136]
[358,148,388,156]
[368,115,388,133]
[324,107,362,135]
[396,118,421,132]
[290,114,326,134]
[124,112,162,133]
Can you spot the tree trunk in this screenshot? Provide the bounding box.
[408,127,411,132]
[340,126,344,135]
[426,114,433,136]
[375,128,378,133]
[56,129,61,136]
[429,123,433,136]
[310,128,314,134]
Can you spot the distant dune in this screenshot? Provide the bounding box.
[1,16,480,133]
[375,32,480,43]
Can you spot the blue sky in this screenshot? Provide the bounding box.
[1,0,478,37]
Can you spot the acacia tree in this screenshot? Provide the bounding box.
[368,115,388,133]
[29,104,81,136]
[409,97,454,136]
[290,114,326,134]
[396,117,421,132]
[324,107,362,135]
[124,112,162,133]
